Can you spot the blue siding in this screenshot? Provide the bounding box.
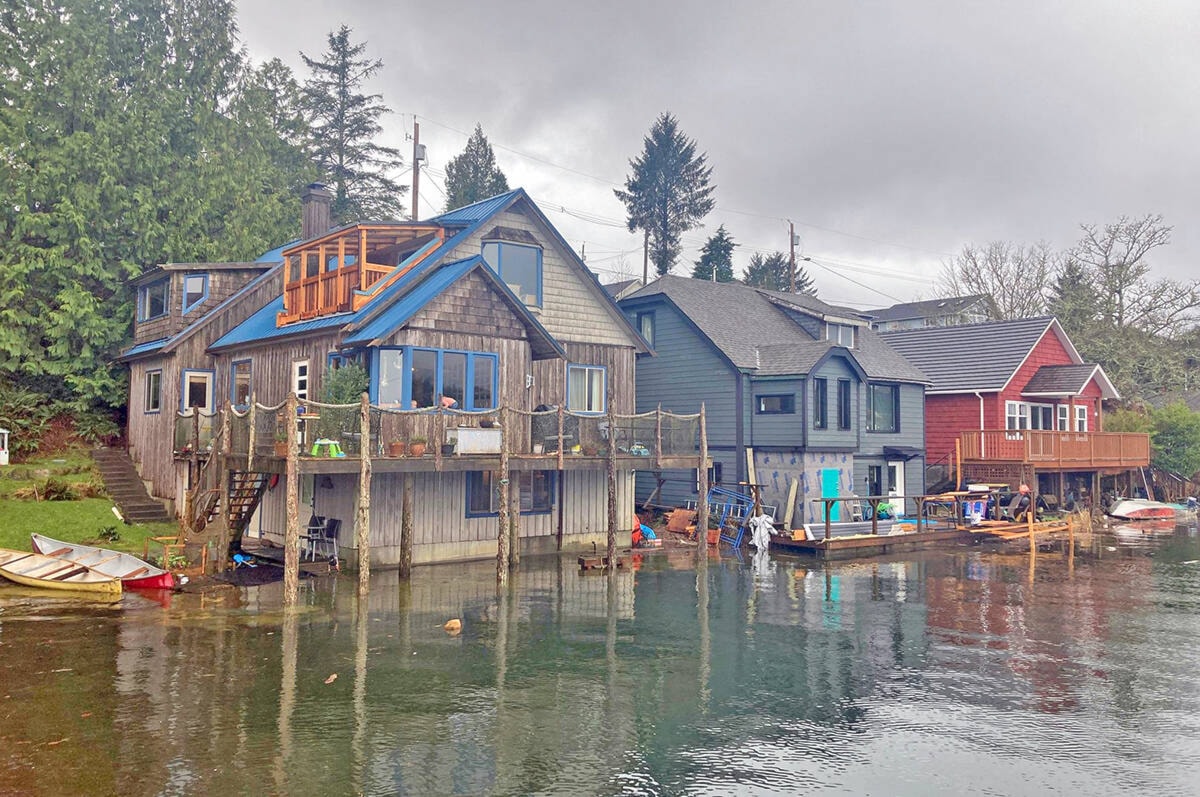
[807,355,859,449]
[749,377,805,447]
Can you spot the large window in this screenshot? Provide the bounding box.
[636,311,655,347]
[482,241,543,307]
[837,379,852,430]
[466,471,553,516]
[813,378,828,430]
[376,347,496,410]
[866,383,899,432]
[138,278,169,321]
[756,394,795,414]
[182,273,208,313]
[181,370,213,412]
[1029,404,1054,430]
[231,360,252,409]
[567,364,606,413]
[827,323,855,348]
[144,370,162,413]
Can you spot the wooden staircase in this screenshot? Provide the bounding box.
[225,471,269,534]
[92,447,173,524]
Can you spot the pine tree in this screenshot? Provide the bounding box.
[743,252,816,294]
[691,226,737,282]
[300,26,406,223]
[444,124,510,211]
[615,113,715,275]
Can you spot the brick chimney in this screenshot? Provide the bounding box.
[301,183,334,240]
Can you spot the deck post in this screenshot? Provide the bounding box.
[216,400,233,571]
[497,412,511,585]
[655,404,663,470]
[356,392,371,596]
[606,386,618,569]
[399,473,413,578]
[434,404,444,472]
[283,393,300,607]
[506,408,520,568]
[556,404,565,471]
[696,404,709,566]
[247,394,257,472]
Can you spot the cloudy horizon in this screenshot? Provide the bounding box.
[235,0,1200,309]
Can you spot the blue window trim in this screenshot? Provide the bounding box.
[328,350,365,370]
[144,369,162,414]
[230,359,252,410]
[566,363,607,414]
[465,470,555,518]
[482,240,543,307]
[180,368,215,412]
[137,278,170,322]
[369,346,498,410]
[182,273,209,314]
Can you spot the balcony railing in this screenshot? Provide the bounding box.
[959,430,1150,469]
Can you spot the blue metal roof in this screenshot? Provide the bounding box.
[347,258,482,345]
[120,337,169,359]
[430,189,522,225]
[257,242,294,262]
[210,297,351,349]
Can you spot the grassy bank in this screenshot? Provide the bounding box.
[0,451,178,556]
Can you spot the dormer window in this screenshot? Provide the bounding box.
[137,278,169,321]
[183,273,209,313]
[482,227,543,308]
[827,323,855,348]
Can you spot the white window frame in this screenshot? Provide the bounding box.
[1075,405,1088,432]
[1057,405,1069,431]
[567,364,606,414]
[181,370,214,413]
[144,370,162,413]
[182,273,209,314]
[292,360,309,402]
[1006,401,1029,430]
[826,323,855,349]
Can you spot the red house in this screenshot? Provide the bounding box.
[880,317,1148,499]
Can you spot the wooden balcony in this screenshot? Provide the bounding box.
[958,430,1150,470]
[277,224,443,324]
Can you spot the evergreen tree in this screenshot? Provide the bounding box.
[691,225,737,282]
[300,26,406,223]
[743,252,816,294]
[614,113,715,275]
[0,0,307,409]
[444,124,509,211]
[1047,259,1100,342]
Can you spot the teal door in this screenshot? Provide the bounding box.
[820,468,841,521]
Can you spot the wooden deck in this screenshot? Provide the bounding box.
[769,527,975,559]
[226,452,702,475]
[959,430,1149,470]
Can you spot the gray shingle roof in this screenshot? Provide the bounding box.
[879,316,1064,393]
[623,276,928,383]
[1022,364,1103,395]
[868,294,988,323]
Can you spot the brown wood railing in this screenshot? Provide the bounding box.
[959,430,1150,468]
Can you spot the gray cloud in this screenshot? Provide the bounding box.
[236,0,1200,307]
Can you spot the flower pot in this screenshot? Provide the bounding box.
[441,443,455,456]
[706,529,720,545]
[581,444,598,456]
[388,441,406,457]
[274,441,289,457]
[408,442,427,457]
[532,442,544,454]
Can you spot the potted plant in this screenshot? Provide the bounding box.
[388,440,406,457]
[274,429,290,457]
[581,443,598,456]
[441,440,456,456]
[408,436,427,457]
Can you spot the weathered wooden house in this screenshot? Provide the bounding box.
[619,276,929,522]
[119,186,703,567]
[879,316,1148,498]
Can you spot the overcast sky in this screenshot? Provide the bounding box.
[236,0,1200,309]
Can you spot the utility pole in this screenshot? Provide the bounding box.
[789,221,796,293]
[411,120,422,221]
[642,229,649,285]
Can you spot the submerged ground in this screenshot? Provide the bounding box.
[2,525,1198,796]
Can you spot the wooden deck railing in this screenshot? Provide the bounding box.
[959,430,1150,468]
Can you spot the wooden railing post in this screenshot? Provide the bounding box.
[357,392,371,596]
[247,395,257,472]
[283,393,300,607]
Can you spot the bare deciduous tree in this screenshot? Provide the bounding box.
[936,241,1055,319]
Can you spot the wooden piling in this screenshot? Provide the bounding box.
[356,392,371,596]
[556,404,565,471]
[497,413,511,585]
[654,404,663,470]
[283,393,300,606]
[216,400,232,572]
[696,404,709,565]
[399,473,413,578]
[247,394,257,472]
[506,408,520,568]
[606,386,618,569]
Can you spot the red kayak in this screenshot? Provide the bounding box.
[31,532,175,590]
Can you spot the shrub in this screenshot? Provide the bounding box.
[41,478,78,501]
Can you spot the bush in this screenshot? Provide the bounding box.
[40,477,78,501]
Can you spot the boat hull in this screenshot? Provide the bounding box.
[1108,499,1182,521]
[0,549,122,595]
[30,533,174,590]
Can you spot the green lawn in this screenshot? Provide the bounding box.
[0,450,178,555]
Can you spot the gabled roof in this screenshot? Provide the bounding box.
[621,276,927,383]
[868,294,988,323]
[209,189,637,358]
[603,279,644,301]
[1023,364,1119,400]
[879,316,1087,394]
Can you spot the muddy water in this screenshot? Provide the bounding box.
[2,527,1199,796]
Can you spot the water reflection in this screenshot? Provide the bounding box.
[1,528,1198,795]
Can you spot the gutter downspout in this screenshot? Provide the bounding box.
[975,391,985,459]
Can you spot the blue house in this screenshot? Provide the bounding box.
[620,276,929,524]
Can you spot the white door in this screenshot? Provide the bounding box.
[887,460,906,515]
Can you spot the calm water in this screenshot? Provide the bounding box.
[2,526,1199,796]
